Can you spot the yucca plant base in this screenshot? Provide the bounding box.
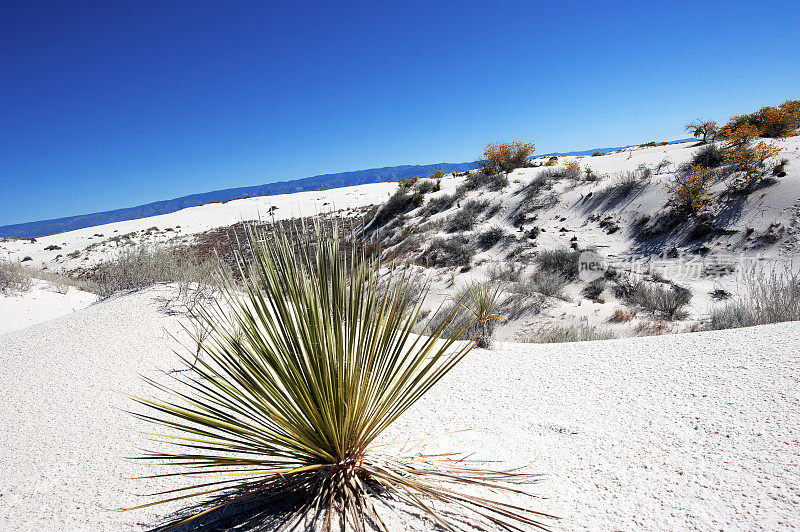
[129,222,553,531]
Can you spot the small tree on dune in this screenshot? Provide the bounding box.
[684,119,718,144]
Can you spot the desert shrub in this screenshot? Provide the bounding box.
[0,260,32,294]
[720,99,800,140]
[563,160,581,179]
[423,193,456,216]
[535,248,580,280]
[512,270,568,298]
[516,173,552,203]
[583,166,604,181]
[636,163,652,180]
[424,235,476,267]
[639,141,657,147]
[691,143,725,168]
[526,324,616,343]
[544,156,558,166]
[654,158,672,174]
[724,141,782,190]
[414,178,439,194]
[132,222,549,530]
[509,174,557,226]
[582,277,606,301]
[371,191,415,227]
[709,266,800,329]
[479,141,536,174]
[398,176,420,190]
[483,171,510,190]
[461,170,509,192]
[610,170,641,196]
[685,119,718,144]
[615,279,692,319]
[592,151,606,156]
[445,199,489,233]
[665,164,714,214]
[487,261,524,282]
[477,226,507,249]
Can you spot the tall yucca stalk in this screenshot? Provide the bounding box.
[130,221,552,530]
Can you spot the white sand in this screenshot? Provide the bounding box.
[1,285,797,530]
[0,279,97,335]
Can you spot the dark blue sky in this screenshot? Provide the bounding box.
[2,0,799,226]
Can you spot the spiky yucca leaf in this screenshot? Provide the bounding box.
[129,221,553,530]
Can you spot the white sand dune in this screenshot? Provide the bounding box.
[0,280,97,335]
[1,285,797,530]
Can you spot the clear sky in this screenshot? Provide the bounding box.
[1,0,799,226]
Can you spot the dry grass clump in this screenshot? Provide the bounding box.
[709,266,800,329]
[31,269,101,295]
[0,260,32,294]
[525,323,616,343]
[130,222,553,530]
[608,308,636,323]
[614,278,692,319]
[509,173,555,226]
[487,262,524,283]
[87,245,223,310]
[413,178,440,194]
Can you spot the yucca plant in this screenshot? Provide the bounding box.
[129,221,553,531]
[457,281,508,349]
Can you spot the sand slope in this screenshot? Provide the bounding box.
[0,286,798,530]
[0,280,97,335]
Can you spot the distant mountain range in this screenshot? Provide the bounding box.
[0,139,694,238]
